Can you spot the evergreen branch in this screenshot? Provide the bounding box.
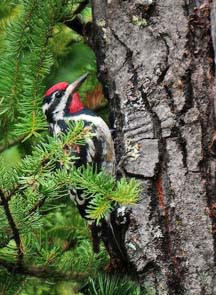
[0,0,39,137]
[28,196,47,215]
[0,258,87,281]
[112,178,141,205]
[3,122,91,210]
[13,1,72,138]
[69,166,141,223]
[11,0,38,99]
[0,136,25,153]
[86,196,112,223]
[0,123,92,252]
[61,239,77,253]
[0,189,23,265]
[0,184,22,204]
[23,3,61,138]
[45,239,77,266]
[0,195,47,246]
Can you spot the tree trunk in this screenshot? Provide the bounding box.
[92,0,216,294]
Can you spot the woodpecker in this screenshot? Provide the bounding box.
[42,74,130,265]
[42,73,114,172]
[42,74,120,254]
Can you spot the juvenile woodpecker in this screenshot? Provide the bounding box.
[42,74,116,249]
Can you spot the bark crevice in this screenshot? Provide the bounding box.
[92,0,216,293]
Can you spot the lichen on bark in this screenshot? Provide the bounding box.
[92,0,216,294]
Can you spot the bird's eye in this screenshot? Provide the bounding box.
[55,91,62,98]
[43,96,52,104]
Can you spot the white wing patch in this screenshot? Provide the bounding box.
[53,123,62,136]
[86,138,96,162]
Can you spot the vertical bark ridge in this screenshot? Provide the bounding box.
[190,0,216,269]
[92,0,216,293]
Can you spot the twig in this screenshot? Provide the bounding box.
[0,258,87,281]
[61,239,77,253]
[0,184,22,205]
[0,189,23,265]
[28,196,47,215]
[61,0,90,37]
[0,136,25,153]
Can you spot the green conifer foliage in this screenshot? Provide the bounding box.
[0,0,68,141]
[0,1,141,294]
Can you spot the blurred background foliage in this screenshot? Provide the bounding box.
[0,1,142,294]
[0,0,106,171]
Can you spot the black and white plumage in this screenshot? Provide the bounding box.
[42,75,130,264]
[42,74,115,221]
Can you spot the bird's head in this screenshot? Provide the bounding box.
[42,73,88,122]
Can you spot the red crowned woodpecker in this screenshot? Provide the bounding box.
[42,74,119,254]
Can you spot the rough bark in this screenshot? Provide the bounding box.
[92,0,216,294]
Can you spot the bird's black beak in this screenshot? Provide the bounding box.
[65,73,89,97]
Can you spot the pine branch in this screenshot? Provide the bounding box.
[0,0,39,137]
[0,258,87,281]
[11,0,38,98]
[0,184,22,204]
[0,189,23,265]
[0,136,25,153]
[69,166,140,222]
[0,195,46,247]
[61,239,77,253]
[28,196,47,215]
